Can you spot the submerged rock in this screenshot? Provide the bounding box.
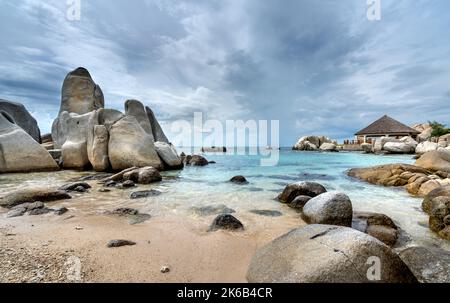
[249,210,283,217]
[247,225,417,283]
[59,182,92,192]
[230,176,248,184]
[189,205,236,217]
[288,195,311,211]
[111,208,151,225]
[130,190,162,199]
[352,212,399,247]
[185,155,209,166]
[302,192,353,227]
[0,189,71,209]
[209,214,244,231]
[277,182,327,204]
[123,167,162,184]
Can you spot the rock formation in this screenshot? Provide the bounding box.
[0,99,41,143]
[293,136,336,151]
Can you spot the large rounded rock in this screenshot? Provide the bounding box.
[0,112,59,173]
[0,188,71,208]
[319,143,337,152]
[302,192,353,227]
[185,155,209,166]
[416,142,439,154]
[123,166,162,184]
[415,150,450,173]
[399,246,450,283]
[247,225,417,283]
[108,116,162,170]
[423,185,450,214]
[383,142,416,154]
[373,137,399,153]
[59,67,104,115]
[0,99,41,142]
[278,182,327,203]
[154,142,183,169]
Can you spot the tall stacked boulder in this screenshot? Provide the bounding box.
[51,67,181,172]
[0,111,59,173]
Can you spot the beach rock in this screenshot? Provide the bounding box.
[54,207,69,216]
[59,182,91,192]
[399,246,450,283]
[352,212,398,246]
[417,180,442,197]
[249,210,283,217]
[145,106,169,143]
[154,142,183,169]
[348,164,430,187]
[112,208,139,216]
[6,207,27,218]
[123,167,162,184]
[416,142,439,154]
[209,214,244,231]
[293,136,332,151]
[293,140,319,151]
[120,180,136,188]
[101,167,138,183]
[406,176,430,195]
[247,225,417,283]
[422,186,450,214]
[0,112,59,173]
[383,142,416,154]
[278,182,327,204]
[104,181,118,188]
[0,188,71,209]
[90,125,110,171]
[319,143,338,152]
[59,67,104,115]
[108,116,162,170]
[361,143,373,153]
[0,99,41,142]
[230,176,248,184]
[288,195,312,211]
[130,190,162,199]
[302,192,353,227]
[107,240,136,248]
[29,207,53,216]
[125,100,155,140]
[373,137,398,153]
[189,205,236,216]
[185,155,209,166]
[415,150,450,173]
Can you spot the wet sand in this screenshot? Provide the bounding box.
[0,191,303,283]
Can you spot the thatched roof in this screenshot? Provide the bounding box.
[355,115,420,136]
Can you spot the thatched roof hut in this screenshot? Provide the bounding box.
[355,115,420,142]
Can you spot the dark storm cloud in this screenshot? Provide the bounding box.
[0,0,449,144]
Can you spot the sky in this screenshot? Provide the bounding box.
[1,0,450,146]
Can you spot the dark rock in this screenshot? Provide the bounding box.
[104,181,117,188]
[75,173,113,181]
[110,208,151,225]
[399,246,450,283]
[277,182,327,203]
[130,190,162,199]
[209,214,244,231]
[0,99,41,142]
[59,182,91,192]
[121,180,136,188]
[54,207,69,216]
[190,205,235,217]
[230,176,248,184]
[6,207,27,218]
[209,161,216,164]
[302,192,353,227]
[28,208,53,216]
[123,167,162,184]
[186,155,209,166]
[107,240,136,248]
[288,195,311,211]
[0,189,71,209]
[249,210,283,217]
[113,208,139,216]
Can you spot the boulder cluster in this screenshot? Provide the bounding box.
[292,136,338,152]
[0,67,184,174]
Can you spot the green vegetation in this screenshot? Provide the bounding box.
[428,121,450,137]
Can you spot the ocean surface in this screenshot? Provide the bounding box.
[1,148,449,251]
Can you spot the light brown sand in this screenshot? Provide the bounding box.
[0,206,304,283]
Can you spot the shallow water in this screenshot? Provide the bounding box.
[0,149,449,251]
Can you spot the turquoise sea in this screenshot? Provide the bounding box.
[1,148,449,251]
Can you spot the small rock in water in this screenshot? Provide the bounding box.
[28,208,53,216]
[230,176,249,184]
[74,186,87,193]
[249,210,283,217]
[98,188,111,193]
[75,173,113,181]
[209,161,216,164]
[130,190,162,199]
[120,180,136,188]
[190,205,236,216]
[112,208,139,216]
[54,207,69,216]
[289,195,312,211]
[160,266,170,273]
[107,240,136,248]
[59,182,91,192]
[104,181,117,188]
[6,207,27,218]
[209,214,244,232]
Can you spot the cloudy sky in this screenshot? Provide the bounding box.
[1,0,450,146]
